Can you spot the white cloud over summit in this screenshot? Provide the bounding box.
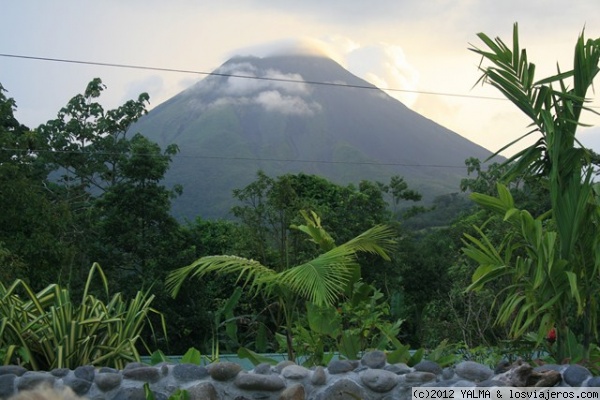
[196,62,322,116]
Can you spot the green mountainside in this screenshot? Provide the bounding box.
[133,54,499,220]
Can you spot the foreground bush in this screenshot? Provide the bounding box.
[0,263,165,370]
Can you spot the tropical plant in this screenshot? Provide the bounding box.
[289,282,404,366]
[465,23,600,360]
[0,263,166,369]
[166,210,396,361]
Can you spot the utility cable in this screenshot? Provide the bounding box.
[0,53,505,101]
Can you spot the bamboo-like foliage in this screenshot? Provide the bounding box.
[0,263,166,370]
[466,23,600,360]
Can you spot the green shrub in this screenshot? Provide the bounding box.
[0,263,166,370]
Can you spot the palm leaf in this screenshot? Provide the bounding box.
[166,255,276,297]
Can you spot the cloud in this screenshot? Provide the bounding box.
[255,90,322,115]
[227,37,343,63]
[186,60,322,116]
[206,90,322,116]
[323,39,420,107]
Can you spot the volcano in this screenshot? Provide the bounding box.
[133,54,497,220]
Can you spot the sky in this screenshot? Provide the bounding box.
[2,0,600,158]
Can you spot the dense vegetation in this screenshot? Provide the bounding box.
[1,24,599,370]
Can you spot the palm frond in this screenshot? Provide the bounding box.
[166,255,276,297]
[274,247,357,306]
[340,224,397,261]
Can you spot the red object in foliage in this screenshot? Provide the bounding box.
[547,328,557,344]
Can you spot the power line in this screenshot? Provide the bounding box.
[0,52,505,101]
[0,147,474,169]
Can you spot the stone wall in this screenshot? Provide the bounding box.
[0,351,598,400]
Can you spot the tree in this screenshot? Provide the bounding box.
[0,84,75,288]
[35,78,181,288]
[464,23,600,360]
[166,211,396,361]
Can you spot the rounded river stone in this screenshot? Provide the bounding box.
[0,366,26,377]
[311,366,327,386]
[122,366,160,382]
[187,382,218,400]
[414,360,442,375]
[74,365,95,381]
[94,372,122,392]
[63,376,93,395]
[361,350,387,369]
[455,361,494,382]
[282,365,310,380]
[280,383,305,400]
[327,360,354,374]
[234,372,286,391]
[207,362,242,381]
[360,369,399,392]
[563,364,592,387]
[172,364,209,381]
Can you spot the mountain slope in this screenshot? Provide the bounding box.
[134,54,497,220]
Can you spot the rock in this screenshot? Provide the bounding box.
[282,365,310,380]
[327,360,354,374]
[207,362,242,381]
[160,364,169,376]
[74,365,95,381]
[254,363,272,375]
[187,382,218,400]
[50,368,70,377]
[94,372,122,392]
[533,364,564,373]
[122,366,161,382]
[455,361,494,382]
[385,363,412,375]
[495,360,512,374]
[360,369,399,392]
[533,370,562,387]
[497,363,561,387]
[99,367,118,373]
[563,364,592,387]
[63,376,93,395]
[315,378,366,400]
[274,360,296,374]
[404,371,437,384]
[17,372,55,390]
[361,350,387,369]
[311,366,327,386]
[234,372,286,391]
[442,367,455,380]
[0,374,16,398]
[0,366,26,377]
[124,362,147,370]
[172,364,209,381]
[496,362,530,386]
[414,361,442,375]
[586,377,600,387]
[279,383,306,400]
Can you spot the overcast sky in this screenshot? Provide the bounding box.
[2,1,600,157]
